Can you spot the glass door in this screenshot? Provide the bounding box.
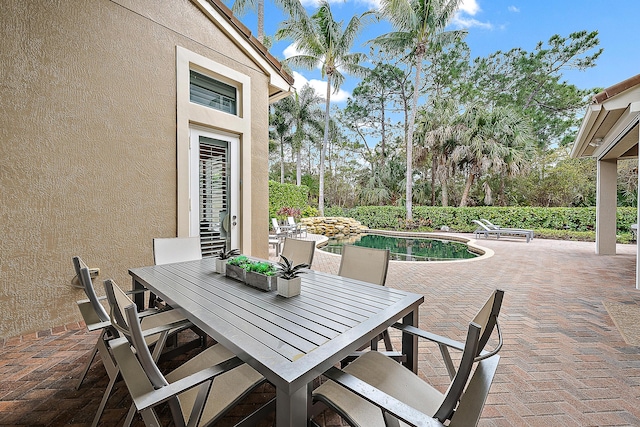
[189,127,239,257]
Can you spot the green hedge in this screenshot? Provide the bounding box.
[268,181,309,220]
[327,206,637,235]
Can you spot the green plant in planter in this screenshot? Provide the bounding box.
[246,261,277,276]
[215,248,240,260]
[228,255,249,266]
[275,256,309,279]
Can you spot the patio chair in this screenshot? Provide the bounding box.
[151,236,202,308]
[288,216,308,238]
[280,237,315,267]
[480,218,534,240]
[312,290,504,427]
[72,257,191,427]
[312,325,500,427]
[152,236,202,265]
[337,245,395,362]
[472,220,532,243]
[107,287,274,427]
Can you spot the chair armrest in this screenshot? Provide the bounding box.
[322,367,445,427]
[392,323,465,352]
[140,319,193,338]
[134,356,246,410]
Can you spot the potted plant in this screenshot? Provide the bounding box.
[214,248,240,274]
[244,261,277,291]
[226,255,250,282]
[275,256,309,297]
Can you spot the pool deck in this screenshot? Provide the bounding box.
[2,233,640,426]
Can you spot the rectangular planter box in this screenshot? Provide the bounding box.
[225,264,245,282]
[245,271,275,291]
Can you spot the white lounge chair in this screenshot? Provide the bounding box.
[473,220,532,243]
[480,218,534,240]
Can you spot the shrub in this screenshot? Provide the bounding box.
[269,181,309,221]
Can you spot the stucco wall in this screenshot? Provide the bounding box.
[0,0,271,338]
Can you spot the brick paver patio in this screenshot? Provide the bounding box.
[2,234,640,426]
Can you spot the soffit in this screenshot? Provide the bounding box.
[572,74,640,160]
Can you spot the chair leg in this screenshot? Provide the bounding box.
[123,403,137,427]
[76,337,100,390]
[91,371,118,427]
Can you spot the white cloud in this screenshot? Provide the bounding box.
[299,0,348,7]
[508,5,520,13]
[291,71,351,103]
[458,0,480,15]
[282,43,302,59]
[451,15,493,30]
[452,0,493,30]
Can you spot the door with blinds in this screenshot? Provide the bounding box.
[189,128,239,257]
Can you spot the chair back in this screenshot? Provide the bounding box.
[338,245,390,286]
[472,289,504,358]
[271,218,282,234]
[153,237,202,265]
[73,256,110,323]
[103,279,169,389]
[287,216,296,227]
[433,322,481,422]
[472,219,490,231]
[280,237,315,267]
[448,354,500,427]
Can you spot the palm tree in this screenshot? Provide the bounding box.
[453,105,533,207]
[276,1,368,215]
[288,84,324,185]
[372,0,465,220]
[230,0,305,43]
[415,98,461,206]
[269,101,293,183]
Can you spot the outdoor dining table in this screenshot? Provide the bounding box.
[129,257,424,427]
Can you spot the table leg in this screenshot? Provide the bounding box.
[132,278,156,311]
[401,308,419,373]
[276,385,308,427]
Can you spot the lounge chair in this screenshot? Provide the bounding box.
[472,219,532,243]
[480,218,534,240]
[312,290,504,427]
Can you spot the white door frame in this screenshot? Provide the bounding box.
[189,126,240,251]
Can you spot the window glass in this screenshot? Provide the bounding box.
[189,70,237,115]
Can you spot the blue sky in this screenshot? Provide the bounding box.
[241,0,640,103]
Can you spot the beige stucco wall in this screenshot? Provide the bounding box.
[0,0,271,338]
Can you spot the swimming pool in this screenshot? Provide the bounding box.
[319,233,480,261]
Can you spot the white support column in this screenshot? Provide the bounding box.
[596,159,618,255]
[637,153,640,289]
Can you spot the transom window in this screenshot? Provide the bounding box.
[189,70,237,115]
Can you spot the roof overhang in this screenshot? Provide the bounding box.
[571,74,640,161]
[192,0,294,104]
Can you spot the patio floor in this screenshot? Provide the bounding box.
[2,234,640,426]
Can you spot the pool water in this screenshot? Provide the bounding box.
[320,233,479,261]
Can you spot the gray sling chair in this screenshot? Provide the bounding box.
[311,289,504,427]
[280,237,316,267]
[72,256,191,427]
[106,279,275,427]
[337,245,397,363]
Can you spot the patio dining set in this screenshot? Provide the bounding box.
[71,235,504,427]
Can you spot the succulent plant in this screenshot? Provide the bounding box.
[275,256,309,280]
[215,248,241,260]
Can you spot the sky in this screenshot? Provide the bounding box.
[238,0,640,104]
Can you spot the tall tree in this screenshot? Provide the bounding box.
[453,104,534,207]
[372,0,465,221]
[465,31,602,149]
[276,1,368,215]
[229,0,305,43]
